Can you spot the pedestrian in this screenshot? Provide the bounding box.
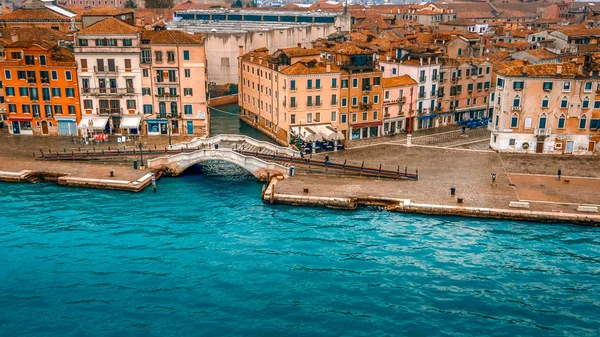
[491,173,497,186]
[300,150,305,159]
[557,169,562,181]
[462,125,466,134]
[325,155,330,165]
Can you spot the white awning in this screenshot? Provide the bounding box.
[54,116,76,121]
[121,115,142,129]
[291,126,323,142]
[78,116,109,129]
[313,124,345,141]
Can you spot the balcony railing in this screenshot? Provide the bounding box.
[419,77,426,83]
[158,112,180,119]
[89,88,135,96]
[96,107,123,115]
[94,66,119,74]
[362,85,371,92]
[155,94,179,101]
[511,106,521,111]
[534,128,552,137]
[360,102,372,110]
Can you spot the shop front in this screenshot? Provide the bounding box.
[121,115,142,135]
[417,114,437,130]
[56,117,78,136]
[350,121,382,140]
[146,120,168,135]
[383,117,405,135]
[9,118,34,135]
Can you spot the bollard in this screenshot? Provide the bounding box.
[343,159,347,175]
[450,187,456,196]
[110,170,114,177]
[360,161,364,176]
[151,173,156,193]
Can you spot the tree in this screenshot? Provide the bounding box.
[144,0,173,8]
[124,0,137,8]
[232,0,243,8]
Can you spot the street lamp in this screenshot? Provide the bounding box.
[334,126,338,152]
[138,137,144,169]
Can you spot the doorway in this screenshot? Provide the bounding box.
[588,141,596,152]
[41,120,49,135]
[187,121,194,135]
[535,141,544,153]
[565,140,574,154]
[12,121,20,134]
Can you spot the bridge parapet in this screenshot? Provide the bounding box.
[170,134,298,157]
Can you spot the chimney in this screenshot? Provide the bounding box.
[297,43,302,48]
[557,64,563,74]
[239,45,244,57]
[420,58,423,65]
[258,57,263,65]
[326,63,331,72]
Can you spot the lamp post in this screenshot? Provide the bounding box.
[139,139,144,169]
[334,126,338,152]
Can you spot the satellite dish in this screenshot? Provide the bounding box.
[121,15,126,20]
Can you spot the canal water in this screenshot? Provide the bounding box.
[209,103,274,143]
[1,173,599,337]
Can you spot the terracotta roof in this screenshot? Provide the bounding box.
[79,17,141,35]
[485,50,510,62]
[141,30,204,44]
[81,7,133,16]
[335,43,372,55]
[497,62,580,77]
[382,75,417,87]
[280,61,339,75]
[557,27,600,37]
[525,48,557,60]
[0,27,68,46]
[442,19,476,26]
[279,47,320,57]
[0,8,70,20]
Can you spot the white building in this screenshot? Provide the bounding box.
[73,17,144,136]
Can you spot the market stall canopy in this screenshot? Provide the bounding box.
[312,124,345,141]
[78,116,109,129]
[121,115,142,129]
[291,126,323,143]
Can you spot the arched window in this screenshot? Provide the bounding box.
[513,95,520,108]
[582,97,590,109]
[159,102,166,116]
[170,102,178,115]
[510,113,519,128]
[561,96,568,108]
[539,113,547,129]
[558,114,566,129]
[541,95,549,108]
[579,115,587,129]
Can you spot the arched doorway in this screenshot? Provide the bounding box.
[41,120,49,135]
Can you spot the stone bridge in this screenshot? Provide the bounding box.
[148,135,297,180]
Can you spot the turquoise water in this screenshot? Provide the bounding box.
[1,172,599,337]
[209,103,275,143]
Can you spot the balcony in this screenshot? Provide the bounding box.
[155,94,179,101]
[331,100,338,106]
[360,102,372,110]
[451,77,457,83]
[419,77,426,83]
[432,75,438,81]
[439,78,446,83]
[315,102,322,107]
[89,88,136,96]
[418,93,426,99]
[158,112,180,119]
[94,66,119,75]
[534,128,552,137]
[511,106,521,111]
[362,85,371,92]
[96,107,123,115]
[27,77,37,85]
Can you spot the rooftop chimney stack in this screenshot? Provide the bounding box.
[557,64,563,74]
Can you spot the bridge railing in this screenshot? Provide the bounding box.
[170,134,298,157]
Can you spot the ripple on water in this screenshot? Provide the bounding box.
[0,177,600,337]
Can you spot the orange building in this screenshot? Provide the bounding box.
[0,38,81,135]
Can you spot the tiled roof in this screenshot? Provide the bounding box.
[79,17,141,35]
[526,48,557,60]
[382,75,417,87]
[442,19,476,26]
[0,26,68,45]
[485,50,510,62]
[279,47,320,57]
[0,8,69,20]
[557,27,600,37]
[497,62,580,77]
[141,30,204,44]
[81,6,133,16]
[335,43,372,55]
[280,61,339,75]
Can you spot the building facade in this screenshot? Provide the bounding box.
[73,17,144,136]
[490,63,600,154]
[381,75,417,135]
[0,41,81,135]
[139,30,209,137]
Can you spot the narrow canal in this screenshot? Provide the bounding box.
[209,103,275,143]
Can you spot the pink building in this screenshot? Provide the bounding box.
[382,75,418,134]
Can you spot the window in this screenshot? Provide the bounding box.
[54,105,63,115]
[392,68,397,75]
[341,114,347,123]
[513,81,524,90]
[595,101,600,109]
[290,80,296,91]
[39,55,46,66]
[497,78,504,88]
[32,105,40,117]
[66,88,75,97]
[50,71,58,81]
[457,70,462,78]
[42,88,50,100]
[331,94,337,105]
[583,97,590,109]
[22,104,30,114]
[373,77,380,86]
[538,114,547,128]
[362,112,368,121]
[315,79,321,90]
[143,104,153,114]
[185,69,191,77]
[561,97,568,108]
[123,39,132,47]
[307,96,313,107]
[584,82,592,92]
[290,97,296,108]
[154,51,163,62]
[352,78,358,88]
[491,93,495,102]
[332,78,337,88]
[373,110,378,120]
[4,70,11,80]
[362,96,368,104]
[52,88,61,97]
[25,55,35,65]
[509,138,516,146]
[563,81,571,92]
[83,99,93,110]
[468,83,474,92]
[65,71,72,81]
[541,96,549,108]
[457,48,462,56]
[29,88,38,100]
[184,88,193,96]
[142,88,151,95]
[341,79,348,89]
[78,39,88,46]
[331,111,336,122]
[44,105,53,118]
[5,87,14,97]
[486,67,490,74]
[290,114,296,124]
[17,70,26,80]
[183,50,190,61]
[141,49,152,64]
[142,69,149,77]
[510,114,518,128]
[579,116,587,129]
[341,98,347,107]
[8,104,16,113]
[513,95,520,107]
[385,91,390,100]
[167,51,175,62]
[558,114,566,129]
[182,105,191,115]
[68,105,76,115]
[307,113,312,123]
[307,79,313,90]
[352,97,358,106]
[125,59,131,70]
[315,112,321,123]
[126,99,136,110]
[373,95,379,104]
[19,87,29,97]
[10,52,21,59]
[80,59,88,70]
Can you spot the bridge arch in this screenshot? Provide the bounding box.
[148,149,288,181]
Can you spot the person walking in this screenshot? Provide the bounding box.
[557,169,562,181]
[325,155,330,165]
[491,173,497,186]
[462,125,466,134]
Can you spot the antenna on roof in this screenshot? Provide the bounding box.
[344,0,348,14]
